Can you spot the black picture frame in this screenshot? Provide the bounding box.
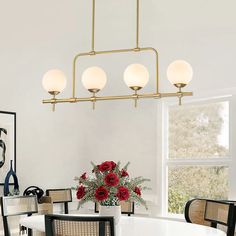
[0,111,16,185]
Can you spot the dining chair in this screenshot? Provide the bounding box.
[184,198,211,226]
[0,195,38,236]
[46,188,72,214]
[45,214,115,236]
[204,199,236,236]
[95,201,135,216]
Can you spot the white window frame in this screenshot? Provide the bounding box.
[157,90,236,217]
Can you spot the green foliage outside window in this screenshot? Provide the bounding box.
[168,166,228,214]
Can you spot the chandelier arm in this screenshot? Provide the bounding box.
[42,91,192,104]
[72,49,137,98]
[72,46,159,98]
[139,47,159,94]
[72,52,92,98]
[95,48,137,55]
[91,0,95,52]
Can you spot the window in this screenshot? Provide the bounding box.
[164,99,231,215]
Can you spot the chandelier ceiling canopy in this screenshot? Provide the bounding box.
[42,0,193,111]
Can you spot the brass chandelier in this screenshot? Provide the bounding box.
[42,0,193,111]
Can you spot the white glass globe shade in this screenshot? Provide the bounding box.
[82,66,107,92]
[167,60,193,85]
[42,69,67,93]
[124,64,149,89]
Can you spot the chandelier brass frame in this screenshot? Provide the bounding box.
[42,0,193,110]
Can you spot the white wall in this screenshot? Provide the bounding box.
[0,0,235,214]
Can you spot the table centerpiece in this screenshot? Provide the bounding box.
[75,161,150,224]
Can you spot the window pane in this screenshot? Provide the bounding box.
[168,166,229,214]
[168,101,229,159]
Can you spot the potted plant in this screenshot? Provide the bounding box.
[75,161,150,224]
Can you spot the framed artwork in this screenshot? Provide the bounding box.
[0,111,16,185]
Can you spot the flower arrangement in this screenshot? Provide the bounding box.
[75,161,150,209]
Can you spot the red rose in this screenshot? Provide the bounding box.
[121,169,129,177]
[110,161,117,170]
[116,186,130,201]
[104,173,119,187]
[76,185,86,199]
[99,161,112,172]
[80,172,87,180]
[95,186,109,201]
[134,186,141,196]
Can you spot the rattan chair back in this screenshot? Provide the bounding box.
[46,188,72,214]
[204,200,236,236]
[185,199,211,226]
[0,195,38,236]
[45,214,115,236]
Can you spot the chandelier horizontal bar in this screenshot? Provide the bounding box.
[42,91,193,104]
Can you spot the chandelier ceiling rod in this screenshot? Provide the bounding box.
[136,0,140,48]
[91,0,96,52]
[42,0,193,111]
[91,0,140,51]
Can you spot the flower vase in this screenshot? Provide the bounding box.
[99,205,121,225]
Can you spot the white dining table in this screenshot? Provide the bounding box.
[20,214,226,236]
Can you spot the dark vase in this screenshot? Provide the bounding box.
[4,160,19,196]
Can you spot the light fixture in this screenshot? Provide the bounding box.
[42,0,193,111]
[82,66,107,93]
[124,64,149,91]
[42,69,67,111]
